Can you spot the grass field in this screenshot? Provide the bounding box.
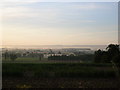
[2,57,85,63]
[3,62,119,88]
[2,57,40,62]
[3,63,115,78]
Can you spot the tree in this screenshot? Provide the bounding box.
[10,53,17,61]
[39,54,43,61]
[4,51,9,60]
[94,49,103,63]
[94,44,120,63]
[112,54,120,66]
[100,51,109,63]
[58,51,61,54]
[49,49,55,54]
[107,44,120,84]
[94,44,120,82]
[106,44,120,61]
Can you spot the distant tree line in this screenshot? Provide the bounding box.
[48,54,94,61]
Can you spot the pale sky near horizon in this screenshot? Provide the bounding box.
[1,2,118,45]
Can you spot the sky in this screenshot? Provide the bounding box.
[1,1,118,45]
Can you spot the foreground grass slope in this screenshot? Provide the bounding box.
[3,63,119,88]
[3,63,115,78]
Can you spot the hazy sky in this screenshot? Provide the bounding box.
[2,2,118,45]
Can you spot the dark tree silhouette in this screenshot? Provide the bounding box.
[106,44,120,61]
[94,49,103,63]
[10,54,17,61]
[94,44,120,63]
[39,54,43,61]
[94,44,120,81]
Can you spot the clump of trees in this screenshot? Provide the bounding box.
[10,54,18,61]
[4,51,9,60]
[94,44,120,64]
[94,44,120,80]
[3,51,18,61]
[48,54,94,61]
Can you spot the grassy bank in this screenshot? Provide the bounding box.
[3,63,115,78]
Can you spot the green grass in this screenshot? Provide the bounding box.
[3,57,39,61]
[2,57,49,63]
[17,57,38,60]
[3,63,115,78]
